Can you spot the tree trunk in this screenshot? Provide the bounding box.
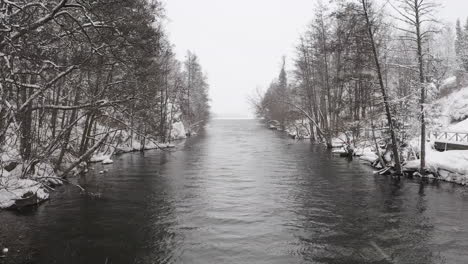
[414,0,426,172]
[19,76,33,161]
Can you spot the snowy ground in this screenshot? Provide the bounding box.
[0,176,49,209]
[403,84,468,185]
[431,84,468,129]
[0,164,53,209]
[404,148,468,185]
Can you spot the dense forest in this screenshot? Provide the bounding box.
[254,0,467,175]
[0,1,210,188]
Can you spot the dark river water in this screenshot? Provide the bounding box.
[2,119,468,264]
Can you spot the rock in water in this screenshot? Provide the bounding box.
[4,162,18,172]
[11,190,49,209]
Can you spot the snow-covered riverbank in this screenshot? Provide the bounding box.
[353,83,468,186]
[0,121,188,210]
[266,83,468,187]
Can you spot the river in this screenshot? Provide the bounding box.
[1,119,468,264]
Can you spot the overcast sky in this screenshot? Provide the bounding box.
[164,0,468,119]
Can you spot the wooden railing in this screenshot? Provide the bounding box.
[429,131,468,143]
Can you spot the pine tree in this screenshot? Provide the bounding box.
[278,56,288,91]
[455,18,468,71]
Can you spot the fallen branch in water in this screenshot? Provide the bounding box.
[36,176,85,192]
[59,133,109,178]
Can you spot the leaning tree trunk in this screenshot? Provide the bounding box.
[361,0,402,175]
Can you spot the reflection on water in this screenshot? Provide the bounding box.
[1,119,468,264]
